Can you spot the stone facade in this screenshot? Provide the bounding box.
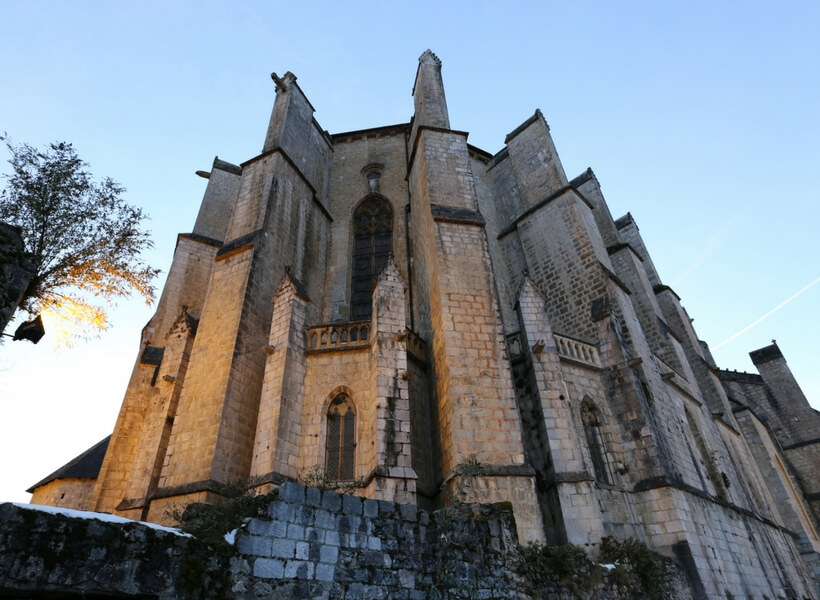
[718,344,820,588]
[30,50,819,598]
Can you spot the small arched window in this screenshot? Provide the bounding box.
[581,399,614,485]
[351,195,393,321]
[325,394,356,481]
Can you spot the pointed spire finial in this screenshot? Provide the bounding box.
[419,49,441,66]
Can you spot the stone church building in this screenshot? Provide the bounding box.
[29,51,819,598]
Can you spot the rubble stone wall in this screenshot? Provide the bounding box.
[1,484,696,600]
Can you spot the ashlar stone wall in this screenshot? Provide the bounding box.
[28,478,96,512]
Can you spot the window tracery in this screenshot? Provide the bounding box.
[325,394,356,481]
[351,195,393,321]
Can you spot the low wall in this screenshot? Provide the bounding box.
[0,483,694,599]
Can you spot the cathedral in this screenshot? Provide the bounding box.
[29,51,819,598]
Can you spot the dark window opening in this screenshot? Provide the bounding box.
[325,394,356,481]
[351,196,393,321]
[581,399,615,485]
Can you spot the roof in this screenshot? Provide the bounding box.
[27,436,110,493]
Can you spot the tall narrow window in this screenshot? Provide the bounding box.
[351,196,393,321]
[325,394,356,481]
[581,399,614,485]
[684,407,727,499]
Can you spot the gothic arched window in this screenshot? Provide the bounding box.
[581,399,614,485]
[351,195,393,321]
[325,394,356,481]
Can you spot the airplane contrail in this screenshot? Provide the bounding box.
[671,218,740,287]
[714,275,820,350]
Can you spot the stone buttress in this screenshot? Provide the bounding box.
[90,158,240,516]
[144,72,332,521]
[406,50,542,544]
[476,100,818,596]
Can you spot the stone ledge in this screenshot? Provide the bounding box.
[430,203,486,226]
[215,229,262,260]
[177,232,223,248]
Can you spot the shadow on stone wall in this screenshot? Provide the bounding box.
[0,483,694,599]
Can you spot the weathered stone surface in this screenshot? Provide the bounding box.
[0,489,695,600]
[0,503,229,598]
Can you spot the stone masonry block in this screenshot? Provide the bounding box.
[315,508,336,530]
[305,486,321,507]
[348,532,367,549]
[253,557,285,579]
[270,501,295,522]
[324,530,341,546]
[379,500,397,517]
[361,550,388,567]
[294,541,310,560]
[271,538,296,559]
[363,498,379,518]
[343,494,363,516]
[305,526,321,543]
[249,518,287,538]
[316,562,336,582]
[284,559,315,580]
[398,569,415,588]
[278,482,306,504]
[237,534,272,557]
[296,505,315,526]
[362,584,388,599]
[400,503,418,521]
[323,491,342,512]
[287,522,305,540]
[320,544,339,564]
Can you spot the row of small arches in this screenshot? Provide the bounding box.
[309,324,370,350]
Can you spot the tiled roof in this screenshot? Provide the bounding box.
[27,436,110,493]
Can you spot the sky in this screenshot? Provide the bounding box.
[0,1,818,504]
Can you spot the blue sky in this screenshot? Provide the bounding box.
[1,1,818,503]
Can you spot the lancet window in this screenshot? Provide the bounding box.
[351,195,393,321]
[325,394,356,481]
[581,398,615,485]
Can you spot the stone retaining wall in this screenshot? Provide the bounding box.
[0,483,694,599]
